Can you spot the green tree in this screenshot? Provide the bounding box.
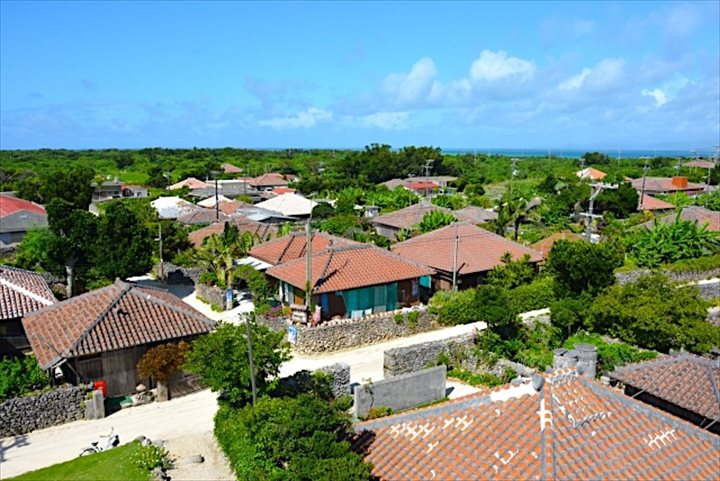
[589,273,718,353]
[582,152,611,165]
[417,210,456,233]
[487,253,535,289]
[475,285,521,340]
[185,320,291,407]
[546,240,623,298]
[147,166,169,188]
[0,356,50,402]
[550,297,589,340]
[14,228,58,273]
[93,202,154,281]
[594,182,639,219]
[198,222,254,288]
[39,166,96,209]
[311,202,335,219]
[136,342,190,401]
[214,394,372,480]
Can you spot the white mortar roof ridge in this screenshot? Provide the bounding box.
[0,277,55,307]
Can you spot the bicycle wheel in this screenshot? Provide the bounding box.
[79,448,97,457]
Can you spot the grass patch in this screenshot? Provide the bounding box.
[9,442,150,481]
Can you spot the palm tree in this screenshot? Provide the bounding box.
[199,222,254,288]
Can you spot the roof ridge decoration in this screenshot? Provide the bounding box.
[66,280,132,358]
[0,277,55,307]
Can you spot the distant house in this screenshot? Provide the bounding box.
[235,206,297,224]
[454,206,498,224]
[380,176,457,192]
[609,352,720,434]
[217,199,254,215]
[405,181,440,195]
[637,193,675,212]
[636,206,720,233]
[683,159,716,169]
[23,279,214,397]
[177,209,229,226]
[0,265,57,356]
[630,176,706,195]
[353,368,720,481]
[250,173,290,192]
[255,193,317,218]
[576,167,607,181]
[151,196,199,220]
[91,178,123,201]
[168,177,211,190]
[221,162,243,174]
[371,201,450,239]
[530,231,585,257]
[248,232,358,268]
[392,222,543,291]
[265,244,433,320]
[188,217,279,248]
[0,194,48,247]
[197,195,232,208]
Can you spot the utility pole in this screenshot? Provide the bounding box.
[638,158,649,210]
[423,159,434,199]
[451,233,459,291]
[211,170,220,221]
[158,223,164,281]
[509,157,518,195]
[244,313,258,405]
[305,217,312,308]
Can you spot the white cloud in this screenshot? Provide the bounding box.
[572,19,595,36]
[661,4,699,36]
[558,68,591,90]
[381,57,438,106]
[358,112,409,130]
[469,50,536,82]
[258,107,331,129]
[641,88,668,106]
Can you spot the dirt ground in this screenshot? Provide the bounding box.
[165,432,234,481]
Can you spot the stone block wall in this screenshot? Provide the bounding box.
[696,280,720,300]
[293,308,438,354]
[154,262,203,285]
[0,386,86,437]
[195,283,227,310]
[616,267,720,285]
[383,334,475,378]
[354,366,447,419]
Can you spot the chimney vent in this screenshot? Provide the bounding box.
[574,343,598,378]
[671,176,688,188]
[531,374,545,392]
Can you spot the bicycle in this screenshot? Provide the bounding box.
[79,427,120,456]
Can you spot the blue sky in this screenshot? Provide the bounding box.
[1,1,718,150]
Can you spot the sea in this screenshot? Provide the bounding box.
[440,148,717,159]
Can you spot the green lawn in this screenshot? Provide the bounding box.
[8,442,149,481]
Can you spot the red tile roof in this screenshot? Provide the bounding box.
[22,279,214,369]
[221,162,242,174]
[609,353,720,421]
[639,194,675,211]
[530,231,585,257]
[454,206,498,224]
[249,232,358,266]
[354,370,720,481]
[218,200,254,214]
[683,160,716,169]
[637,206,720,232]
[188,217,279,248]
[371,201,450,230]
[250,173,289,188]
[177,209,229,225]
[167,177,210,190]
[271,187,296,195]
[0,194,47,217]
[630,176,705,193]
[266,244,433,294]
[406,181,439,191]
[0,266,57,320]
[577,167,607,180]
[392,223,544,275]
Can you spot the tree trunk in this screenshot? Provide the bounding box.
[156,381,169,402]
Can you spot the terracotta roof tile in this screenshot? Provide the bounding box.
[639,194,675,211]
[577,167,608,180]
[266,244,434,294]
[167,177,210,190]
[188,217,280,247]
[22,279,214,369]
[0,266,57,320]
[392,222,544,275]
[249,232,359,266]
[529,231,585,257]
[177,209,229,225]
[371,201,450,230]
[0,194,47,217]
[354,371,720,481]
[609,353,720,421]
[637,206,720,232]
[221,162,242,174]
[630,176,706,193]
[454,206,498,224]
[218,200,254,214]
[250,173,289,187]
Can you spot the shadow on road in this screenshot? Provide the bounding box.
[0,434,30,463]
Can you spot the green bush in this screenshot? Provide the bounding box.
[0,356,51,402]
[132,443,172,471]
[362,406,394,420]
[407,310,420,328]
[430,289,481,326]
[563,332,657,374]
[508,277,556,314]
[393,312,404,325]
[663,254,720,274]
[447,367,515,388]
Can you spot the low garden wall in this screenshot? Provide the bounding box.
[154,262,203,285]
[383,334,475,378]
[195,283,227,310]
[616,267,720,285]
[0,386,86,437]
[294,308,438,354]
[696,280,720,301]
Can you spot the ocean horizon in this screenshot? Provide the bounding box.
[440,147,718,159]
